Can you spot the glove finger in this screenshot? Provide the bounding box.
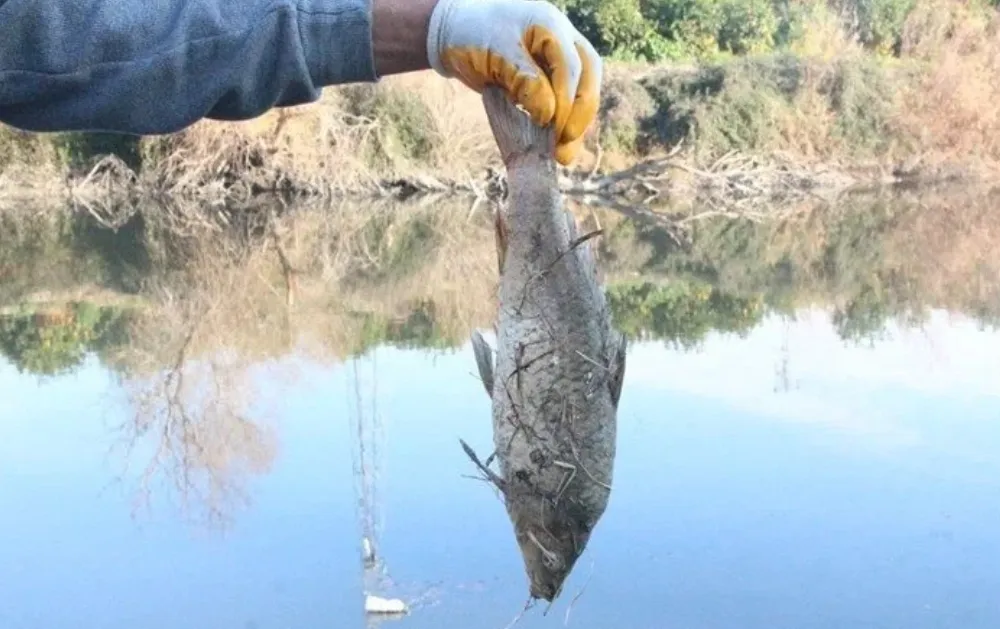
[442,45,557,127]
[523,23,582,142]
[555,133,585,166]
[498,42,559,127]
[560,38,602,148]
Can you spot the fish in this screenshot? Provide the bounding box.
[461,86,628,603]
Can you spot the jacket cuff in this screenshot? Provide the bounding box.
[299,0,378,87]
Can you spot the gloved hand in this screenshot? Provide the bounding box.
[425,0,602,166]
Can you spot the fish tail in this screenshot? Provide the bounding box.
[482,86,557,167]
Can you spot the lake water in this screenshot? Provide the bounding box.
[2,192,1000,628]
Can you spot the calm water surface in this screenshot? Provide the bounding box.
[2,195,1000,628]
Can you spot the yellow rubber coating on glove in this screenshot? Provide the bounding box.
[439,28,601,165]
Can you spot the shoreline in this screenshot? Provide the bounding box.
[4,17,1000,211]
[4,179,1000,378]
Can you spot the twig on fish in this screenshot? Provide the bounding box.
[568,437,611,491]
[498,379,543,445]
[461,474,495,484]
[552,460,578,507]
[501,422,523,458]
[467,195,482,221]
[567,229,603,252]
[460,439,506,491]
[515,227,605,313]
[574,349,610,373]
[526,531,561,570]
[563,560,596,627]
[510,347,556,394]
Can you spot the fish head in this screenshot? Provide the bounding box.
[514,516,592,602]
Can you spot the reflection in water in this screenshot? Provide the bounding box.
[3,185,1000,627]
[6,184,1000,377]
[111,319,280,529]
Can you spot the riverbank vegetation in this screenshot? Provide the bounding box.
[4,182,1000,381]
[3,0,1000,201]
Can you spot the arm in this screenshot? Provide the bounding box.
[0,0,435,135]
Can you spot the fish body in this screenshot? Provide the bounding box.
[467,87,627,603]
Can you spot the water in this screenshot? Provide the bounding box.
[2,191,1000,628]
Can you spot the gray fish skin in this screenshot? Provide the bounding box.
[467,87,627,603]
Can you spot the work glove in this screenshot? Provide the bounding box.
[426,0,603,166]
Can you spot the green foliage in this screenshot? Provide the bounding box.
[554,0,934,62]
[349,300,458,356]
[608,280,765,349]
[347,214,443,285]
[825,56,896,156]
[689,65,788,157]
[599,74,659,152]
[838,0,916,54]
[559,0,782,61]
[0,303,131,376]
[716,0,781,54]
[340,86,440,166]
[635,56,804,158]
[606,52,902,159]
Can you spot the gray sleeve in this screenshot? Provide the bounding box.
[0,0,377,134]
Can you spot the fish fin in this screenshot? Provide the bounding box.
[482,86,557,165]
[608,332,627,407]
[494,207,508,274]
[471,330,495,397]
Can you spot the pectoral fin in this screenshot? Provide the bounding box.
[608,332,627,407]
[494,207,509,274]
[471,330,495,397]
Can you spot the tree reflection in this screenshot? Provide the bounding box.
[111,291,280,530]
[6,188,1000,377]
[5,186,1000,526]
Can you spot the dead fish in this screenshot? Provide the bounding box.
[461,86,628,603]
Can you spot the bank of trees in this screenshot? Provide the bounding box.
[554,0,996,61]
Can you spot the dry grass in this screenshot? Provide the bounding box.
[143,72,502,196]
[896,0,1000,164]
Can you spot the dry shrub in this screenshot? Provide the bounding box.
[897,0,1000,161]
[372,72,495,173]
[771,63,840,159]
[141,71,497,195]
[145,94,379,196]
[881,186,1000,314]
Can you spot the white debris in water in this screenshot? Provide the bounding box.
[365,595,408,615]
[361,537,375,562]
